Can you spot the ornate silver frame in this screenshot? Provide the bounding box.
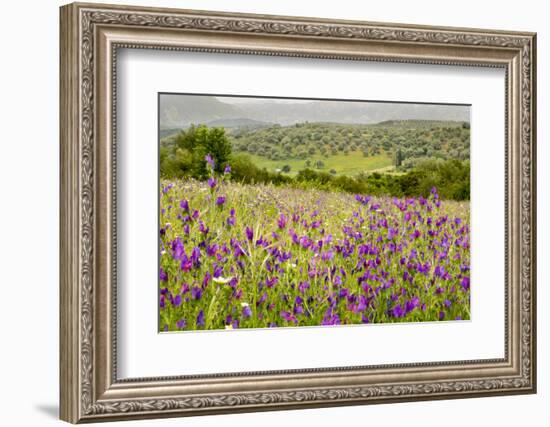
[59,2,537,423]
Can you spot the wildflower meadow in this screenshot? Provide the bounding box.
[159,156,470,331]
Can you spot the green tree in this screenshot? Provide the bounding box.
[394,148,403,167]
[175,125,232,178]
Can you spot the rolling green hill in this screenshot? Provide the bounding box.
[245,152,393,176]
[161,119,469,177]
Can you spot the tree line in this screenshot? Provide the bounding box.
[160,125,470,201]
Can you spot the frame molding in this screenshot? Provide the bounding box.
[60,2,536,423]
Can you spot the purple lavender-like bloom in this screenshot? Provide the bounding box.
[205,154,215,169]
[390,304,405,318]
[162,183,173,194]
[171,237,185,260]
[216,196,226,206]
[354,194,371,205]
[298,281,310,293]
[387,227,398,240]
[321,309,341,325]
[196,310,205,327]
[245,226,254,241]
[277,214,287,229]
[206,244,218,257]
[180,256,192,272]
[258,292,268,305]
[159,267,168,282]
[224,164,231,174]
[280,310,297,323]
[179,199,189,211]
[242,305,252,318]
[191,247,201,265]
[266,276,278,288]
[213,264,223,278]
[227,208,236,226]
[439,311,445,320]
[405,296,420,314]
[202,271,211,287]
[176,318,187,329]
[434,265,446,278]
[299,235,312,249]
[460,276,470,291]
[199,221,209,234]
[159,295,165,309]
[444,299,452,308]
[172,294,182,307]
[207,177,217,189]
[191,286,203,300]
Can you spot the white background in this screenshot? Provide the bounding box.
[0,0,545,426]
[118,49,504,377]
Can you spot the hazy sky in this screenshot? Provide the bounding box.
[214,96,314,105]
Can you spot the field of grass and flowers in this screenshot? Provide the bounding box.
[159,157,470,332]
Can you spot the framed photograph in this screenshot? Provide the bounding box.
[59,2,537,423]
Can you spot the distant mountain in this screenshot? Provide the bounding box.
[373,119,466,128]
[159,94,242,129]
[160,128,182,139]
[241,101,470,125]
[205,118,273,130]
[159,94,470,130]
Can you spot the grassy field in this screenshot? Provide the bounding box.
[159,174,471,332]
[243,151,394,176]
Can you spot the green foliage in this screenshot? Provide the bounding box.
[228,120,470,164]
[160,123,470,201]
[167,125,232,178]
[394,148,403,167]
[291,159,470,200]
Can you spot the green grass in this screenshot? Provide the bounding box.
[242,151,394,176]
[159,178,471,331]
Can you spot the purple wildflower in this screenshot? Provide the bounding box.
[179,199,189,211]
[205,154,215,169]
[172,294,182,307]
[191,286,203,300]
[280,310,297,323]
[196,310,205,327]
[245,226,254,241]
[242,305,252,318]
